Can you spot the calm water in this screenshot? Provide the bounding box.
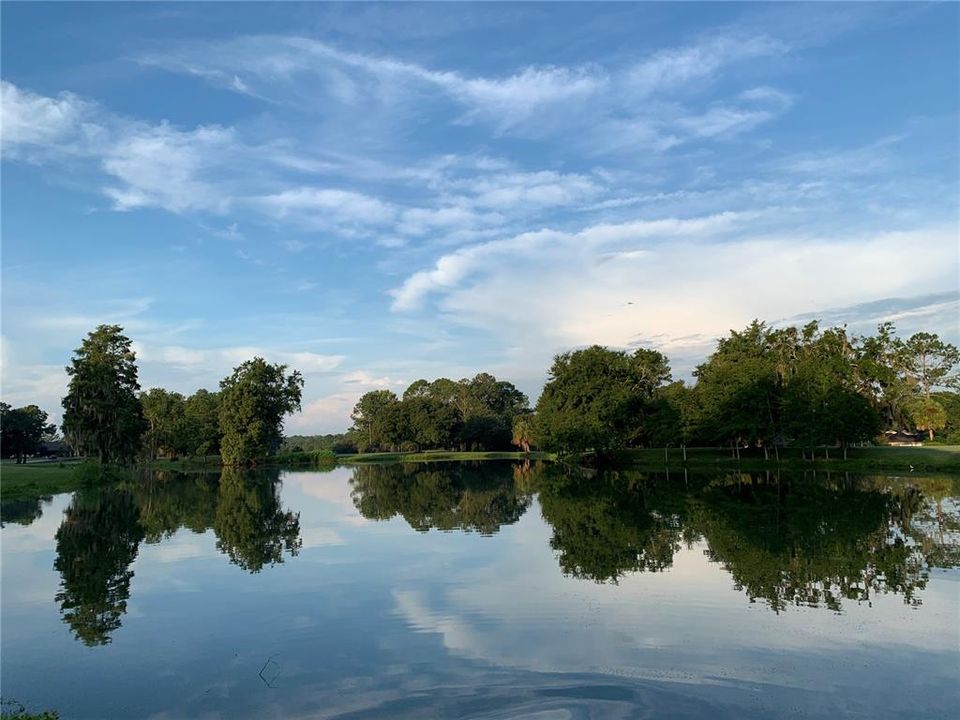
[2,462,958,719]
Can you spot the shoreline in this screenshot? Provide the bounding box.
[2,446,957,501]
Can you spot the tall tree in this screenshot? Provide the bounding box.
[183,388,222,456]
[218,358,303,466]
[903,332,959,398]
[1,403,56,463]
[61,325,146,465]
[511,413,537,453]
[906,396,948,441]
[692,321,781,453]
[536,345,670,454]
[140,388,187,459]
[350,390,400,452]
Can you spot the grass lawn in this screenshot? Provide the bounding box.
[1,461,89,499]
[620,445,960,472]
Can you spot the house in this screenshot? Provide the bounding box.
[39,439,72,458]
[884,430,924,447]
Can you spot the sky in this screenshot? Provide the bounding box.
[1,2,958,434]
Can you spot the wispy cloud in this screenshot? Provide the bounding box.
[138,32,791,148]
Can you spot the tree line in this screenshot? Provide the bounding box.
[39,324,303,467]
[2,320,957,467]
[348,373,529,452]
[533,321,959,457]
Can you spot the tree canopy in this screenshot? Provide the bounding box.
[61,325,146,465]
[1,403,56,463]
[219,358,303,466]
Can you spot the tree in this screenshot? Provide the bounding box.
[1,403,56,463]
[511,413,537,452]
[140,388,187,459]
[184,388,222,456]
[536,346,670,454]
[903,332,959,398]
[350,390,400,452]
[781,325,880,458]
[218,358,303,466]
[907,396,948,441]
[693,321,781,454]
[853,323,911,429]
[403,396,461,450]
[61,325,146,465]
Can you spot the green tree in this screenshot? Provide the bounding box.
[781,325,881,458]
[693,321,781,454]
[184,389,222,456]
[218,358,303,466]
[0,403,56,463]
[140,388,187,459]
[536,346,671,454]
[350,390,400,452]
[906,396,948,441]
[511,413,537,452]
[403,396,461,450]
[61,325,146,465]
[903,332,959,398]
[853,322,912,429]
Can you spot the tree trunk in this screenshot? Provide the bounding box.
[929,428,934,441]
[763,446,769,461]
[682,444,687,462]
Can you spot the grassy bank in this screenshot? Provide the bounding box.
[1,460,90,499]
[6,446,955,500]
[617,445,960,472]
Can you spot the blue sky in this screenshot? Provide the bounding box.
[2,2,958,433]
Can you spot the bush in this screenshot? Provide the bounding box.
[314,449,337,465]
[71,460,133,484]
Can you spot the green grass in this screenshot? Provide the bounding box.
[339,450,556,464]
[618,445,960,472]
[0,461,89,499]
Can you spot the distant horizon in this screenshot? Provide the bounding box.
[2,2,957,433]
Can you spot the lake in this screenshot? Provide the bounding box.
[2,461,958,719]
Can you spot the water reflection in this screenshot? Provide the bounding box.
[54,488,144,645]
[33,463,960,648]
[213,468,302,572]
[0,495,51,527]
[538,467,960,611]
[349,461,531,534]
[51,468,302,644]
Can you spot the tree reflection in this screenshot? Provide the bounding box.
[0,495,51,527]
[213,468,302,572]
[52,468,302,645]
[350,461,530,534]
[54,488,145,645]
[537,467,960,612]
[537,468,689,583]
[690,473,928,611]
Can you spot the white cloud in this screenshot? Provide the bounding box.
[390,218,958,382]
[103,123,236,213]
[138,33,790,146]
[390,212,747,310]
[0,80,94,151]
[256,187,397,229]
[624,35,786,98]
